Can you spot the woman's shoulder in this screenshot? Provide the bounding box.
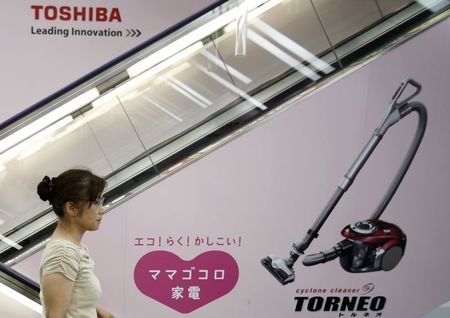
[44,239,85,254]
[40,240,91,266]
[46,239,83,248]
[40,240,89,281]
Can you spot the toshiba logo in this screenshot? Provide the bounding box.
[31,5,122,22]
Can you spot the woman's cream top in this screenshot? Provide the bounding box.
[39,240,102,318]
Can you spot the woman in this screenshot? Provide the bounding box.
[37,169,115,318]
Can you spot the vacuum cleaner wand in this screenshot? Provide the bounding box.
[262,79,426,285]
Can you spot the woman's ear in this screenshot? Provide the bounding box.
[64,201,80,217]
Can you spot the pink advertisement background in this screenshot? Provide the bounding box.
[11,11,450,318]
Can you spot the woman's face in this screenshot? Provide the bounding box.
[74,196,105,231]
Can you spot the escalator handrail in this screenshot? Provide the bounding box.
[0,261,40,292]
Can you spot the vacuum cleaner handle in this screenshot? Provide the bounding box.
[391,78,421,109]
[375,78,422,135]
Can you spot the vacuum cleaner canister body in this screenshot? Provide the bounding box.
[339,220,407,273]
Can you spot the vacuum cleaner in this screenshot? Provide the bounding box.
[261,79,427,285]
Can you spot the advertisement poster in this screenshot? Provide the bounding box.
[91,17,449,318]
[4,2,450,318]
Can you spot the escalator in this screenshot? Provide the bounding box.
[0,262,41,316]
[0,0,448,314]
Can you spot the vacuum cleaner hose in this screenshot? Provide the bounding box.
[372,102,427,219]
[302,240,354,266]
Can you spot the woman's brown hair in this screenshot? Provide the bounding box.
[37,169,106,217]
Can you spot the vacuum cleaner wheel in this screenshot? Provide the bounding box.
[380,245,403,271]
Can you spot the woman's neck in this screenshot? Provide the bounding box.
[51,220,85,245]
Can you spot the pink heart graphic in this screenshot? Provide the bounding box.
[134,250,239,313]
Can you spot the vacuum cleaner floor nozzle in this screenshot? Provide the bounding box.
[261,256,295,285]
